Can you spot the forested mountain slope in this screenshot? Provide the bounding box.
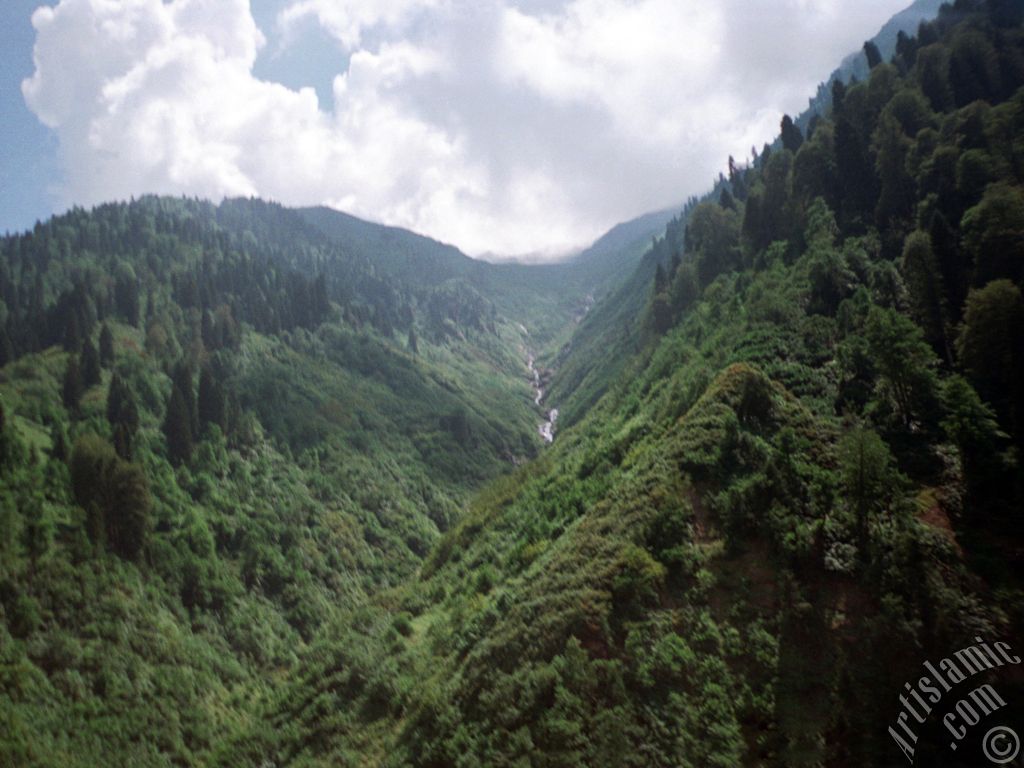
[0,193,635,764]
[225,2,1023,766]
[2,0,1024,767]
[301,204,666,350]
[799,0,947,130]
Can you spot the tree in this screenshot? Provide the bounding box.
[197,366,226,433]
[652,293,673,335]
[106,373,140,460]
[873,113,916,230]
[805,199,854,316]
[793,121,839,210]
[916,44,953,112]
[407,326,419,356]
[988,0,1024,26]
[941,375,1009,510]
[687,201,741,285]
[654,263,668,293]
[98,323,115,367]
[669,262,700,318]
[163,384,194,465]
[170,360,198,436]
[62,313,81,353]
[81,338,101,388]
[865,306,940,427]
[961,183,1024,286]
[839,426,896,555]
[895,30,919,70]
[901,231,950,361]
[62,355,83,413]
[104,459,151,560]
[49,425,67,463]
[928,211,967,313]
[114,266,140,326]
[70,434,151,560]
[728,155,747,200]
[955,280,1024,431]
[0,328,13,367]
[780,114,804,153]
[864,40,883,70]
[719,187,737,211]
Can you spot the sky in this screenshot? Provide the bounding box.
[2,0,914,257]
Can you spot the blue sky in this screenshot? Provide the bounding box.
[1,0,59,235]
[3,0,914,256]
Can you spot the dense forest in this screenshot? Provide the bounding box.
[2,0,1023,766]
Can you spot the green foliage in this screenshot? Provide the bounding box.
[864,305,940,427]
[163,383,194,465]
[2,3,1023,766]
[98,323,115,368]
[838,426,898,552]
[69,434,152,560]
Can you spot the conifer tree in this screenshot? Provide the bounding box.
[81,338,102,388]
[839,426,896,556]
[163,384,193,465]
[170,360,198,436]
[901,231,950,362]
[70,434,151,560]
[863,40,883,69]
[780,114,804,153]
[106,373,140,459]
[62,355,83,413]
[197,365,226,432]
[956,279,1024,433]
[99,323,115,367]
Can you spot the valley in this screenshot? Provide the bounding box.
[2,1,1024,766]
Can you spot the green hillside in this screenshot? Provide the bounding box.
[2,1,1023,767]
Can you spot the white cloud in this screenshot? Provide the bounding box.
[23,0,912,257]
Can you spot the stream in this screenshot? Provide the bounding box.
[527,353,559,444]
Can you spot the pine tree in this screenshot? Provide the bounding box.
[839,426,896,556]
[69,434,151,560]
[407,327,419,356]
[81,338,102,388]
[62,355,83,413]
[956,280,1024,431]
[0,328,13,366]
[99,323,115,367]
[104,459,151,560]
[49,425,68,462]
[163,384,194,465]
[863,40,883,70]
[106,373,139,460]
[719,187,737,211]
[901,231,950,362]
[780,114,804,153]
[170,360,198,436]
[197,366,226,433]
[865,306,941,427]
[63,313,81,353]
[654,263,667,293]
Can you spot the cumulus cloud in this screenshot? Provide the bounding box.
[23,0,911,256]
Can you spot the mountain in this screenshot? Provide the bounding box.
[797,0,946,131]
[2,1,1024,767]
[299,206,478,286]
[237,3,1022,765]
[300,203,659,348]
